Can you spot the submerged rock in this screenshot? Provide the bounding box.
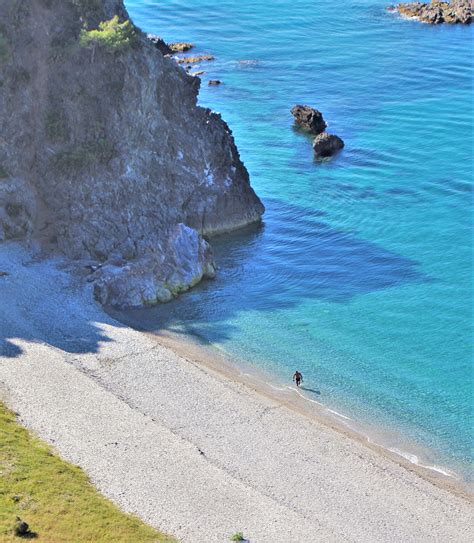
[177,54,215,64]
[393,1,472,24]
[0,0,264,308]
[208,80,222,86]
[169,42,194,52]
[290,105,327,135]
[313,133,345,158]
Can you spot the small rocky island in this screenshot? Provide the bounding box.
[291,105,344,158]
[392,0,472,24]
[0,0,264,308]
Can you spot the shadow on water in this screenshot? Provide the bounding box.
[0,193,429,361]
[299,386,321,395]
[120,197,430,343]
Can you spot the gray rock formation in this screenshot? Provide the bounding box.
[313,133,345,158]
[0,0,264,308]
[0,178,36,242]
[393,1,472,24]
[291,105,327,135]
[147,34,173,55]
[93,223,216,307]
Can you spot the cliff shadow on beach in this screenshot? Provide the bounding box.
[0,244,124,359]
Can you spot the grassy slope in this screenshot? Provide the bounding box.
[0,403,176,542]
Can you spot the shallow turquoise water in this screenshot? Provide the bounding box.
[125,1,473,479]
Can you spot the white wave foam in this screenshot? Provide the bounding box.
[387,447,457,478]
[239,369,458,479]
[327,408,353,421]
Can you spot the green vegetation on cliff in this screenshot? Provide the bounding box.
[0,403,175,542]
[80,16,138,52]
[0,32,9,64]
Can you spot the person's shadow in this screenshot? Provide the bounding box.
[299,386,320,395]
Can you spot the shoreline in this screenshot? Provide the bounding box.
[1,242,473,542]
[108,308,473,500]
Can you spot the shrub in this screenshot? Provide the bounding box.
[230,533,246,541]
[54,139,114,171]
[0,165,9,179]
[45,110,69,143]
[54,148,93,170]
[10,67,30,86]
[80,16,138,52]
[0,32,9,64]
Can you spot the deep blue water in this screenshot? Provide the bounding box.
[124,1,473,480]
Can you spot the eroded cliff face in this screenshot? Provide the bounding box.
[0,0,264,307]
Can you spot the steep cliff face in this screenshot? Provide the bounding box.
[0,0,264,307]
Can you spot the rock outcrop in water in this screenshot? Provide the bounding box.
[291,105,327,135]
[169,42,194,52]
[393,1,472,24]
[0,0,264,308]
[313,133,345,158]
[177,55,215,64]
[291,105,344,158]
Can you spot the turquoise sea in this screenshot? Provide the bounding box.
[124,0,473,482]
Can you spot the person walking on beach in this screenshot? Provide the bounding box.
[293,370,303,388]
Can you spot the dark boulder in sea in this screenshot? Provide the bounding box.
[208,80,222,86]
[290,105,327,135]
[313,133,345,158]
[393,1,472,24]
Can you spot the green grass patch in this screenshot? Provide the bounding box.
[80,16,138,52]
[0,403,176,542]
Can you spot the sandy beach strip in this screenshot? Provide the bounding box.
[0,242,472,543]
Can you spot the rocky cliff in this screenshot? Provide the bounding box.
[0,0,264,307]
